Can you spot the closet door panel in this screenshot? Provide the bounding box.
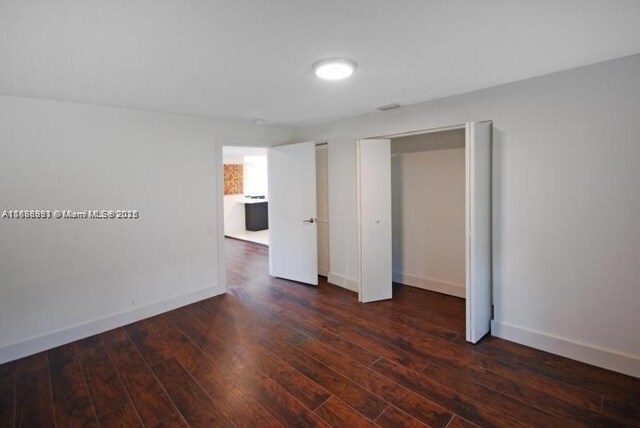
[357,138,392,302]
[466,121,493,343]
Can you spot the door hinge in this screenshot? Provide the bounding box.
[491,304,495,319]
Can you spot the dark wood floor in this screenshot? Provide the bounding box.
[1,239,639,427]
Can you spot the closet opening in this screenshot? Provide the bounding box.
[391,128,466,299]
[357,121,492,343]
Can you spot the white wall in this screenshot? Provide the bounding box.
[243,154,268,197]
[0,95,291,363]
[223,195,246,236]
[294,54,640,376]
[392,142,465,297]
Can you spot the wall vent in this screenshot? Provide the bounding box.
[377,103,402,111]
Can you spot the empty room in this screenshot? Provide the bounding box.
[1,1,639,427]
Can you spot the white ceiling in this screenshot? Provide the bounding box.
[1,1,639,127]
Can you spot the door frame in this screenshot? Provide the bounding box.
[215,140,274,294]
[356,121,493,342]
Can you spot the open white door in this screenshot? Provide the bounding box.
[268,142,318,285]
[466,121,493,343]
[357,139,392,302]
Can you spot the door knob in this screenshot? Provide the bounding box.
[303,218,316,224]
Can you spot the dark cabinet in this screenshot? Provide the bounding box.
[245,201,268,231]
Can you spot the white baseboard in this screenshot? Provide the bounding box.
[0,285,224,365]
[393,272,465,298]
[327,272,358,293]
[491,320,640,378]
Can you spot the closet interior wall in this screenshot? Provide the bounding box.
[391,129,466,298]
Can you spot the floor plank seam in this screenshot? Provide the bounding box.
[225,300,397,425]
[370,357,531,428]
[367,356,382,368]
[311,395,333,412]
[425,362,600,427]
[282,295,426,371]
[225,294,408,417]
[478,362,608,417]
[123,332,190,428]
[415,329,608,417]
[11,363,17,428]
[177,354,234,426]
[44,351,57,427]
[456,343,623,403]
[98,335,146,427]
[167,310,287,427]
[443,414,456,428]
[372,403,391,423]
[71,343,101,427]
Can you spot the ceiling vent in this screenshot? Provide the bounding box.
[377,103,401,111]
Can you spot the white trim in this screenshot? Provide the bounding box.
[0,285,223,365]
[356,139,363,301]
[465,122,472,341]
[214,137,227,292]
[465,121,494,343]
[491,320,640,378]
[328,272,359,293]
[369,123,467,139]
[393,272,465,298]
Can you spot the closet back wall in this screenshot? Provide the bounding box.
[391,130,466,297]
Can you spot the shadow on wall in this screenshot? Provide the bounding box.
[492,127,504,321]
[391,154,405,277]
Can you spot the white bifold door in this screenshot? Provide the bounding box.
[268,141,318,285]
[357,139,393,302]
[465,121,492,343]
[357,122,492,343]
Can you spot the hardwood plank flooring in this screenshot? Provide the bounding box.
[1,238,638,427]
[0,362,16,428]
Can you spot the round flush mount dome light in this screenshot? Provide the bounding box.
[313,58,357,80]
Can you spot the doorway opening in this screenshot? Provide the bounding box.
[222,146,270,246]
[357,121,492,343]
[218,142,330,290]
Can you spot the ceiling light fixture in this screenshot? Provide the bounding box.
[313,58,357,80]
